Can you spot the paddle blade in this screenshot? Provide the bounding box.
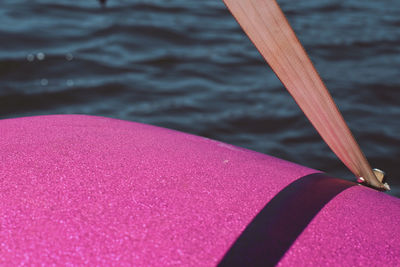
[223,0,386,190]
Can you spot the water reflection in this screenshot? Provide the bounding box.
[27,54,35,62]
[40,78,48,86]
[36,52,45,61]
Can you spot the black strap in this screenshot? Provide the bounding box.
[218,173,355,267]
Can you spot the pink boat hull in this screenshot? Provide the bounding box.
[0,115,399,266]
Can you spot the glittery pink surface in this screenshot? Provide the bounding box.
[0,115,399,266]
[278,185,400,266]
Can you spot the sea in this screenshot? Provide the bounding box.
[0,0,399,196]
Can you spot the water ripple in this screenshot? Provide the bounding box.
[0,0,399,195]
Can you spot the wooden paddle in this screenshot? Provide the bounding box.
[222,0,389,190]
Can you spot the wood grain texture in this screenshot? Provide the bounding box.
[223,0,385,189]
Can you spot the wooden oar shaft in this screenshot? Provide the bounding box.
[223,0,385,189]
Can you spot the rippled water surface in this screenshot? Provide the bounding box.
[1,0,399,196]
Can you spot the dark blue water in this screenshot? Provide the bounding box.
[1,0,399,196]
